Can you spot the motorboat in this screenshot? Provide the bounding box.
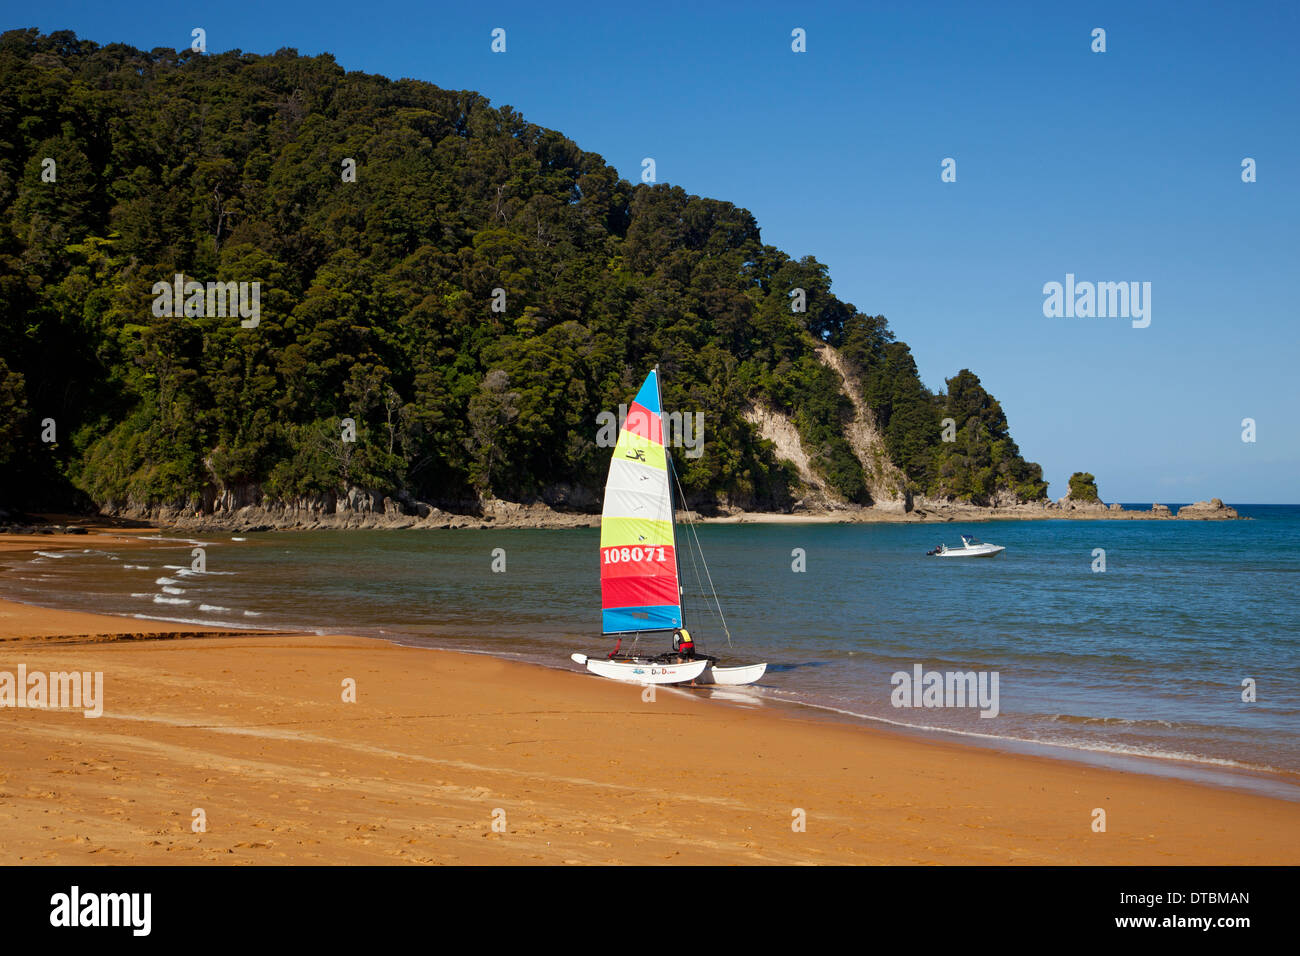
[927,535,1005,558]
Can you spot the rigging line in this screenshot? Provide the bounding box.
[676,470,710,623]
[667,452,707,615]
[683,523,710,633]
[686,533,708,622]
[668,454,733,649]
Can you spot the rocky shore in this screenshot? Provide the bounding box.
[710,496,1243,525]
[2,493,1242,535]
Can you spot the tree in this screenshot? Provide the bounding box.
[1068,472,1100,502]
[0,29,1056,517]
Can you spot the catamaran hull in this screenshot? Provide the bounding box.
[570,654,708,684]
[698,662,767,685]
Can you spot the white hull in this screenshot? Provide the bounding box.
[698,661,767,685]
[570,653,708,684]
[934,544,1005,557]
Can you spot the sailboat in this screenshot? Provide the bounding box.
[569,367,767,686]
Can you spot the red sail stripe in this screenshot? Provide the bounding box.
[602,574,679,608]
[622,401,664,445]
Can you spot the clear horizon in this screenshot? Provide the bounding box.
[17,0,1299,503]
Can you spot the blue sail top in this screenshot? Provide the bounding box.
[631,368,661,415]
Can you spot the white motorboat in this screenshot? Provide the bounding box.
[927,535,1005,558]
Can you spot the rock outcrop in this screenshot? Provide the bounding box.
[1176,498,1240,520]
[95,483,602,532]
[1055,494,1109,513]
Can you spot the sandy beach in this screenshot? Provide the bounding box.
[1,587,1297,865]
[0,528,160,555]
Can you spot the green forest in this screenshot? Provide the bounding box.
[0,29,1049,516]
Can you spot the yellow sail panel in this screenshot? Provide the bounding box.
[600,516,675,549]
[611,430,666,472]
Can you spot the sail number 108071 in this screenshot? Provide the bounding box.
[603,546,667,564]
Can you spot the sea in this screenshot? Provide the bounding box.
[4,505,1298,800]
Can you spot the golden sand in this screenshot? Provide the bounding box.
[1,594,1296,864]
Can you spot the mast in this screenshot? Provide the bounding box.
[654,365,687,632]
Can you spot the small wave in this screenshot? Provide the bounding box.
[153,596,191,605]
[786,700,1289,776]
[243,610,262,617]
[34,551,71,559]
[166,565,236,577]
[129,612,279,631]
[1047,714,1175,728]
[199,604,232,613]
[161,586,185,595]
[155,576,179,586]
[123,564,150,570]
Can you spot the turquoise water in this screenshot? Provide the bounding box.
[4,505,1298,797]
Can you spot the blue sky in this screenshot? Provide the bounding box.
[18,1,1300,501]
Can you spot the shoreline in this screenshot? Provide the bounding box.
[4,526,1291,796]
[3,497,1248,535]
[13,581,1298,803]
[5,528,1294,801]
[1,587,1297,863]
[439,642,1300,804]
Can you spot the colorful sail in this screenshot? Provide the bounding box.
[600,369,682,634]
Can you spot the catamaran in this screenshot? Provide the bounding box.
[570,367,767,686]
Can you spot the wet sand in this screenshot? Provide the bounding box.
[1,596,1296,864]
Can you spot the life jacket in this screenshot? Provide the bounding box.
[673,628,694,653]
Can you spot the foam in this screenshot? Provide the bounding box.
[789,699,1286,776]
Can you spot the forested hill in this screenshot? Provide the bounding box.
[0,29,1049,518]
